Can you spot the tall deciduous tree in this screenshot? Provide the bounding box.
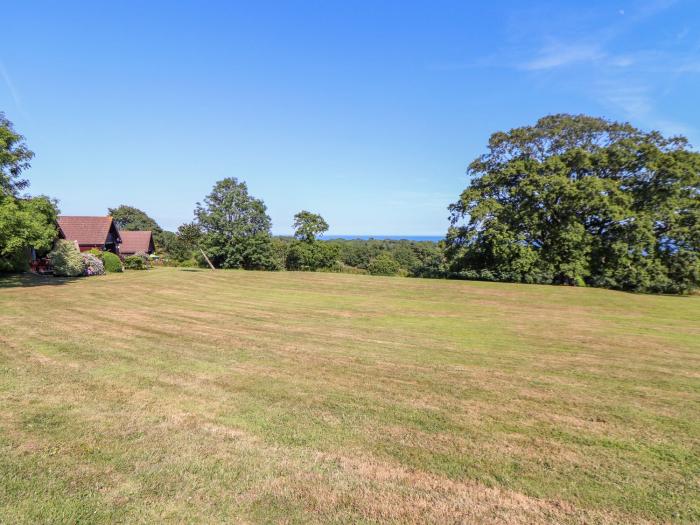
[0,113,58,272]
[108,205,162,233]
[445,114,700,294]
[0,112,33,197]
[286,210,335,271]
[292,210,329,242]
[177,222,202,248]
[108,205,175,252]
[195,178,277,270]
[0,195,58,272]
[164,222,202,263]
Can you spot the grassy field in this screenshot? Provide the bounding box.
[0,268,698,523]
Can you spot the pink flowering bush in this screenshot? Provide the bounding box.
[81,253,105,276]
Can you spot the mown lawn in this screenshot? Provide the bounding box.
[0,268,698,523]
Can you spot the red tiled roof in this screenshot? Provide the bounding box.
[119,230,154,254]
[57,216,116,245]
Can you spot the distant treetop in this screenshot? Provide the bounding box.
[293,210,329,242]
[108,205,162,233]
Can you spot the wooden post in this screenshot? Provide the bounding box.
[199,248,216,270]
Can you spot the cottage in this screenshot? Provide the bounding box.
[119,231,155,256]
[57,216,122,254]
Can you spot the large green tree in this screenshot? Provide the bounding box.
[285,210,336,271]
[163,222,202,263]
[195,178,277,270]
[0,112,33,197]
[292,210,329,242]
[108,204,175,252]
[177,222,202,247]
[0,195,58,272]
[445,114,700,294]
[0,113,58,272]
[108,205,162,233]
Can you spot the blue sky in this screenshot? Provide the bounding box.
[2,1,699,235]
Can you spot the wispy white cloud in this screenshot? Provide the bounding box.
[674,61,700,73]
[597,83,653,116]
[429,1,696,141]
[595,81,695,139]
[0,60,22,110]
[607,55,635,68]
[502,0,697,141]
[520,43,605,70]
[650,119,694,137]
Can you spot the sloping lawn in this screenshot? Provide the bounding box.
[0,268,698,523]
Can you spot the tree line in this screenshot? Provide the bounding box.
[108,186,445,277]
[1,111,698,293]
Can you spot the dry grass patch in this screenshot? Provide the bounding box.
[1,268,698,523]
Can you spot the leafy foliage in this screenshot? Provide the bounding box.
[446,114,700,294]
[284,210,336,270]
[333,262,368,275]
[0,195,58,272]
[86,249,122,273]
[330,238,445,277]
[0,112,34,197]
[156,230,178,255]
[124,255,147,270]
[108,205,174,252]
[269,237,444,275]
[195,178,278,270]
[109,205,161,233]
[87,248,104,261]
[293,210,329,242]
[175,258,199,268]
[286,241,339,271]
[49,240,85,277]
[102,251,123,272]
[270,237,290,270]
[0,114,58,273]
[367,253,402,276]
[177,222,201,247]
[162,222,202,263]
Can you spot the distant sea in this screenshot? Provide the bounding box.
[323,235,443,242]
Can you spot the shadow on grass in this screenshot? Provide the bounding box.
[179,268,204,272]
[0,273,80,289]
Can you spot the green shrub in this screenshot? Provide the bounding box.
[0,248,30,273]
[85,248,122,272]
[124,255,147,270]
[102,251,123,272]
[178,258,199,268]
[87,248,104,261]
[49,240,85,277]
[336,262,368,275]
[271,237,289,271]
[286,241,339,271]
[368,253,401,276]
[134,251,152,268]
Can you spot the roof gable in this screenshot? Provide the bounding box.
[119,230,155,253]
[57,216,120,246]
